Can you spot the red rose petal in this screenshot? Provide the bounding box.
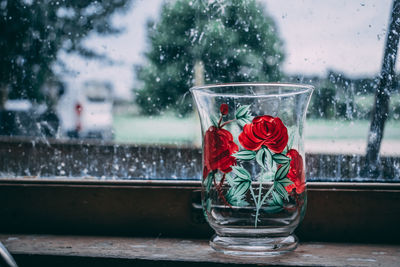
[285,149,305,194]
[238,115,288,153]
[203,126,238,178]
[239,123,263,150]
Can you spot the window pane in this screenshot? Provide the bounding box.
[0,0,399,181]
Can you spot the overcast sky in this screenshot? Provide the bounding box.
[60,0,394,99]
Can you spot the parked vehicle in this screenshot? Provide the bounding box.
[0,99,59,138]
[57,81,114,140]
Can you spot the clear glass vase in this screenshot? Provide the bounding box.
[191,83,314,256]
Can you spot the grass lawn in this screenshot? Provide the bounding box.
[305,119,400,141]
[113,114,200,145]
[113,114,400,146]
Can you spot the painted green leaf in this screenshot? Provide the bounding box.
[272,153,291,164]
[279,178,294,187]
[232,180,251,196]
[231,181,251,198]
[272,190,283,206]
[226,190,237,203]
[274,163,290,180]
[226,189,248,207]
[203,172,214,193]
[232,175,248,184]
[238,181,251,195]
[237,117,251,127]
[233,150,256,160]
[235,105,251,119]
[226,180,251,205]
[225,172,235,187]
[226,187,234,199]
[256,148,266,169]
[231,166,251,181]
[235,105,253,127]
[265,147,273,169]
[255,147,273,170]
[275,181,289,201]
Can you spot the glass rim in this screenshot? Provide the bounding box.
[190,82,314,98]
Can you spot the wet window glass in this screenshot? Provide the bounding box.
[0,0,399,181]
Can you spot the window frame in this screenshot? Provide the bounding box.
[0,178,399,244]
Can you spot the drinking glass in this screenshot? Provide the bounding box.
[191,83,313,256]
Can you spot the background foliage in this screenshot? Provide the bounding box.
[0,0,131,107]
[134,0,285,115]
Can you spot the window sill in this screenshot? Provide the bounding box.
[1,234,399,267]
[1,180,400,244]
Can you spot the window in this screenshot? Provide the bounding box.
[1,0,399,252]
[0,0,399,182]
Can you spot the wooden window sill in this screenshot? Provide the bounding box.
[1,234,399,267]
[1,180,400,243]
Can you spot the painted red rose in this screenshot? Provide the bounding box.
[203,126,238,179]
[238,115,288,153]
[220,103,229,115]
[285,149,306,194]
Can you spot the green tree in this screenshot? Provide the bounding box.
[0,0,131,108]
[135,0,285,115]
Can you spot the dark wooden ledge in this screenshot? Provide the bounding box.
[1,234,399,267]
[1,180,400,243]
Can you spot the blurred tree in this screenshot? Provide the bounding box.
[135,0,285,115]
[0,0,131,109]
[309,82,336,119]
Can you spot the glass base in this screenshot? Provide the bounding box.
[210,234,298,256]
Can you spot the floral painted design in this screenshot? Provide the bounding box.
[203,126,238,179]
[285,149,305,194]
[219,103,229,115]
[202,103,306,227]
[239,115,288,153]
